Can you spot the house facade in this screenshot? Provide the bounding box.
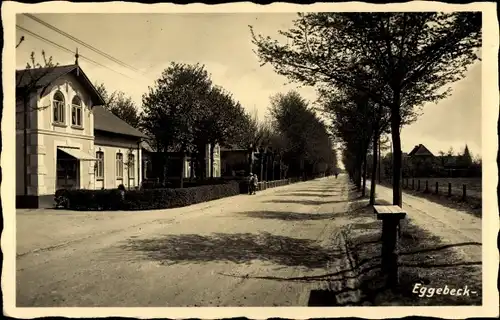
[220,146,249,177]
[141,141,221,181]
[16,64,145,208]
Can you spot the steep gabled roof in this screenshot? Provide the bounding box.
[93,105,147,139]
[408,144,434,157]
[16,64,106,106]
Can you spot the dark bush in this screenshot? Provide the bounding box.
[140,180,174,189]
[54,188,70,208]
[58,181,240,211]
[141,177,249,190]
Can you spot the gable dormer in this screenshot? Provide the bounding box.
[16,64,105,136]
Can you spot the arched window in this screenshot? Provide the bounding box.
[128,153,135,179]
[95,151,104,179]
[116,153,123,179]
[71,96,83,127]
[53,91,65,124]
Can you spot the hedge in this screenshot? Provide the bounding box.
[141,177,244,189]
[55,181,240,211]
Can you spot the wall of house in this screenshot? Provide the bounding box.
[41,134,95,195]
[16,132,25,195]
[16,91,39,195]
[94,132,142,189]
[206,144,221,178]
[16,74,98,197]
[37,74,94,136]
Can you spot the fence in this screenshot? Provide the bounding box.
[257,178,291,191]
[400,178,481,201]
[255,174,326,191]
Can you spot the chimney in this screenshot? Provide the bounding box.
[75,48,79,65]
[75,48,80,77]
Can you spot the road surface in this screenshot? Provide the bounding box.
[17,176,354,307]
[16,176,482,307]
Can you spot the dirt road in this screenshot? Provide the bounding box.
[17,176,353,307]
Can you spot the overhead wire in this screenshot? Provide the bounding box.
[23,13,146,76]
[16,25,135,80]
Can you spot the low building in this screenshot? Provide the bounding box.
[141,141,221,181]
[16,63,146,208]
[92,105,146,190]
[220,146,249,177]
[408,144,435,159]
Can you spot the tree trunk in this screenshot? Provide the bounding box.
[279,160,282,180]
[362,153,367,197]
[378,135,382,183]
[370,130,379,205]
[210,143,215,179]
[248,147,254,174]
[354,166,362,189]
[271,154,276,181]
[264,151,269,181]
[162,153,168,185]
[190,153,195,181]
[180,149,186,188]
[259,151,264,181]
[390,93,403,207]
[196,146,206,180]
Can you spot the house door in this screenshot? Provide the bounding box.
[56,149,80,190]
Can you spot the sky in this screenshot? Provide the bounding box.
[16,13,482,160]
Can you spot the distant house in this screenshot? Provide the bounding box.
[220,145,250,177]
[16,63,146,208]
[406,144,436,177]
[408,144,435,158]
[440,145,474,170]
[405,143,476,177]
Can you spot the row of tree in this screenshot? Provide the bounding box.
[95,62,337,186]
[268,91,337,180]
[14,46,338,187]
[250,12,482,206]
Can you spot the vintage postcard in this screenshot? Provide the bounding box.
[1,1,499,319]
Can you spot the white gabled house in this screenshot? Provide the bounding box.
[16,64,146,208]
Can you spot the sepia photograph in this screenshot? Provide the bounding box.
[2,1,499,318]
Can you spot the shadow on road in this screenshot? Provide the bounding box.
[277,192,340,198]
[263,199,350,206]
[238,210,336,221]
[288,188,345,193]
[324,184,484,306]
[119,231,340,269]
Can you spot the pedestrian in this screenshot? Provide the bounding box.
[248,172,254,195]
[117,184,126,200]
[252,173,259,194]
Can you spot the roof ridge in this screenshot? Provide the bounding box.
[16,64,76,72]
[93,105,146,138]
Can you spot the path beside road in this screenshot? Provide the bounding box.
[367,181,481,263]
